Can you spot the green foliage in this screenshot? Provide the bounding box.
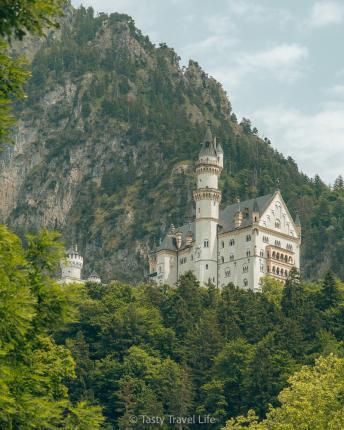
[0,0,65,40]
[1,222,344,428]
[0,0,65,145]
[224,354,344,430]
[0,225,104,428]
[0,39,30,143]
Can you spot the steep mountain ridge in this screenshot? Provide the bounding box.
[0,6,343,281]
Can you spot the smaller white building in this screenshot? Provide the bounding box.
[59,245,101,284]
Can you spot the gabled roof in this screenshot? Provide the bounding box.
[157,223,195,252]
[219,193,273,232]
[157,193,274,252]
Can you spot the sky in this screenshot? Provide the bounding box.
[72,0,344,184]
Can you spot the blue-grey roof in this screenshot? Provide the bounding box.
[199,126,217,158]
[157,193,274,252]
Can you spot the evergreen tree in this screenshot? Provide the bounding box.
[317,271,340,310]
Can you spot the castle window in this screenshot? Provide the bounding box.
[229,239,235,246]
[246,234,251,241]
[260,250,264,257]
[229,254,234,261]
[243,278,248,287]
[221,256,225,263]
[243,264,249,273]
[263,236,269,243]
[275,240,281,247]
[205,264,209,270]
[260,265,264,273]
[221,241,224,248]
[246,250,251,257]
[225,269,231,277]
[275,219,281,228]
[204,239,209,248]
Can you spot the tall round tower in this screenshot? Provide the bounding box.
[193,124,222,285]
[60,244,84,284]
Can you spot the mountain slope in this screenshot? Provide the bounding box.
[0,6,343,281]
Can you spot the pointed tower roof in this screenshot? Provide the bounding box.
[199,122,217,158]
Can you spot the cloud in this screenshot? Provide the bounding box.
[226,0,291,27]
[309,1,344,27]
[251,105,344,183]
[228,44,309,85]
[239,44,308,72]
[326,84,344,98]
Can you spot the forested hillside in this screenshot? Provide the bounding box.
[0,6,343,281]
[1,226,343,429]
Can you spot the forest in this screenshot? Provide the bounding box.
[0,226,343,429]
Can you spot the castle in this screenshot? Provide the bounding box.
[58,245,101,284]
[149,126,301,291]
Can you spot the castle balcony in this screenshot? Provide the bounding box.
[193,188,222,202]
[265,245,295,266]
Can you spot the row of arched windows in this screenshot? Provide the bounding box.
[269,251,293,264]
[268,266,289,277]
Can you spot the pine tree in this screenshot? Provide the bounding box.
[317,271,340,310]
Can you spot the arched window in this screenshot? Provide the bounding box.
[260,250,264,257]
[205,264,209,270]
[243,278,248,287]
[221,256,224,263]
[275,219,281,228]
[221,241,225,248]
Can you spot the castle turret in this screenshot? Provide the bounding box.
[193,123,222,285]
[295,212,302,238]
[60,244,84,284]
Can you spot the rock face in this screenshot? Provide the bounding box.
[0,7,337,282]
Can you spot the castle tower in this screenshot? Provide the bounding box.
[193,124,222,285]
[60,244,84,284]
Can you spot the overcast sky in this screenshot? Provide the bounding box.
[72,0,344,183]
